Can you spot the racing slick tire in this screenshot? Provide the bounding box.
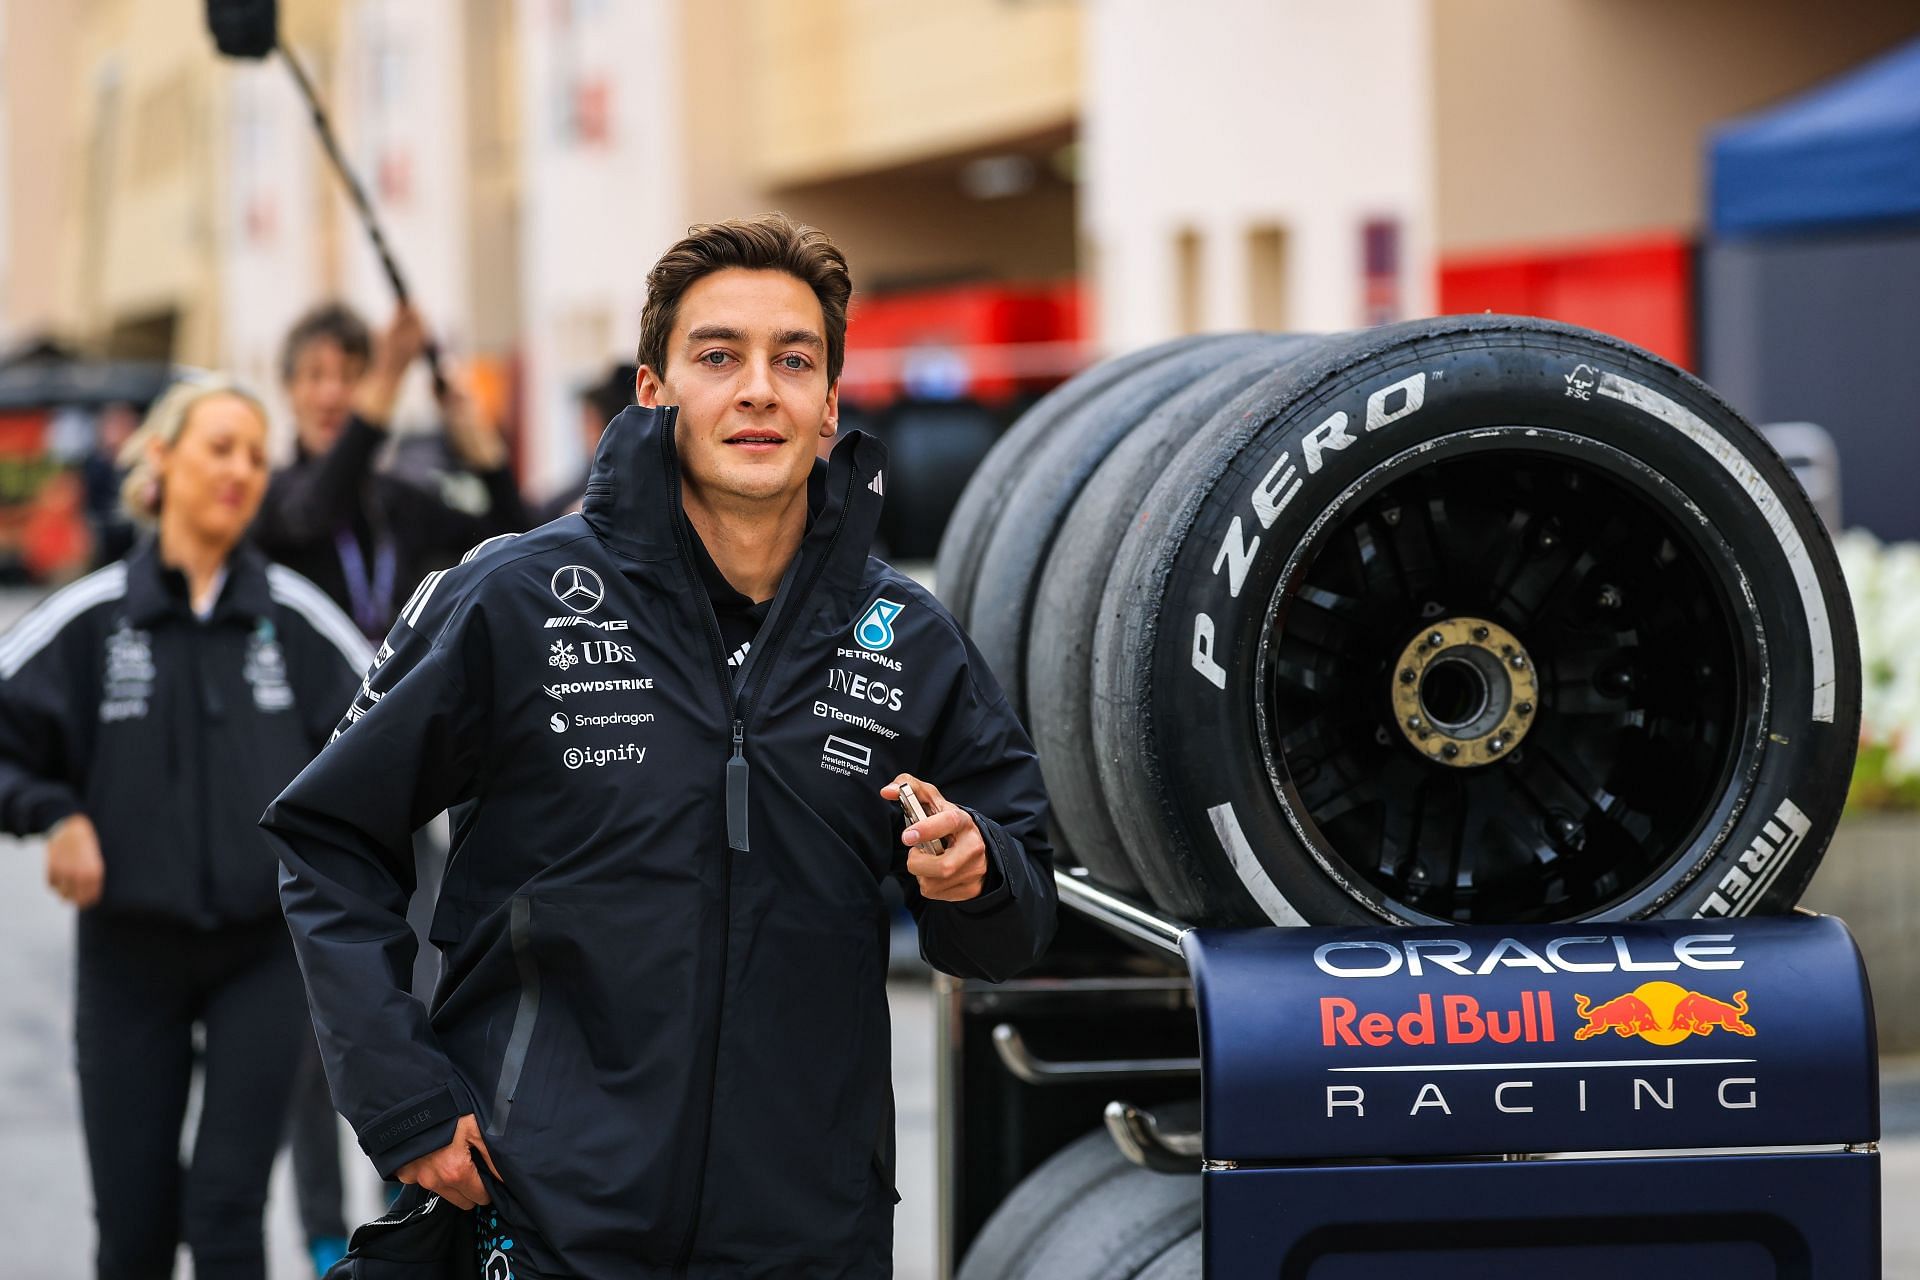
[967,333,1276,726]
[1021,336,1315,891]
[956,1119,1201,1280]
[935,335,1215,628]
[1084,315,1860,925]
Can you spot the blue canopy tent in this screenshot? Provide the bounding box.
[1702,35,1920,541]
[1710,35,1920,236]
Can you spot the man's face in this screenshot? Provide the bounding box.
[285,337,365,455]
[637,268,838,511]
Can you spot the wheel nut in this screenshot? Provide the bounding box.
[1400,668,1416,684]
[1427,631,1444,647]
[1597,584,1622,609]
[1489,737,1506,754]
[1517,701,1533,716]
[1442,743,1460,759]
[1510,654,1527,669]
[1407,715,1424,730]
[1472,626,1489,642]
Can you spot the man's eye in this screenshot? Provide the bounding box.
[780,355,809,371]
[700,351,730,366]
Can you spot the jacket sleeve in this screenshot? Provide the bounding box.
[0,594,93,836]
[252,415,385,550]
[262,563,376,752]
[900,634,1057,983]
[261,564,491,1176]
[418,460,529,562]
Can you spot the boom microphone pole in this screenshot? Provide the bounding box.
[205,0,448,397]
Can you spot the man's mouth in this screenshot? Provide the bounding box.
[724,431,786,452]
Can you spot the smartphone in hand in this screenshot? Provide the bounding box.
[898,781,947,857]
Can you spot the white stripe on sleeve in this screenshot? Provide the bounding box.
[0,562,129,679]
[267,565,377,672]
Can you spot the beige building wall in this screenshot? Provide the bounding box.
[56,0,228,362]
[1,1,83,345]
[1434,0,1920,253]
[465,0,522,355]
[683,0,1081,293]
[1084,0,1436,350]
[743,0,1077,188]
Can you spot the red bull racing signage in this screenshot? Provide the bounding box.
[1184,917,1873,1162]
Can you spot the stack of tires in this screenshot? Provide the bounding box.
[949,317,1862,1280]
[938,315,1861,929]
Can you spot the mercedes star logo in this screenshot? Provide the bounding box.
[550,565,605,614]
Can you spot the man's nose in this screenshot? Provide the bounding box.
[736,359,778,409]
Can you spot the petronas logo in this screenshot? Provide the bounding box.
[855,598,904,651]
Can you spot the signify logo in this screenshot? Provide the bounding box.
[563,743,647,770]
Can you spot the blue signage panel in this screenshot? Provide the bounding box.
[1184,915,1876,1161]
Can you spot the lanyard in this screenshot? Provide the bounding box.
[333,526,398,639]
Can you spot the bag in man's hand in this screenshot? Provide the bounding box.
[323,1184,476,1279]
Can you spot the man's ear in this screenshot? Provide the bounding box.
[821,380,840,438]
[636,365,667,408]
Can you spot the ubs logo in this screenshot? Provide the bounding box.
[581,640,635,665]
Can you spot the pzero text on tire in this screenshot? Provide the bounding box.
[1018,316,1864,926]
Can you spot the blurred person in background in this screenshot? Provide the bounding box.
[532,361,637,523]
[0,379,368,1279]
[82,402,141,567]
[254,301,528,644]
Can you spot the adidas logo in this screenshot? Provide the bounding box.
[867,471,884,496]
[726,640,752,668]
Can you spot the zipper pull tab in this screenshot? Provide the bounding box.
[726,719,749,852]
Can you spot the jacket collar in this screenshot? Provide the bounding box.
[581,404,886,595]
[123,535,275,627]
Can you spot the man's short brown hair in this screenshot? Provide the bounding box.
[637,214,853,385]
[280,302,371,384]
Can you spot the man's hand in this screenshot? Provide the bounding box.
[350,304,429,429]
[394,1112,501,1211]
[882,774,989,902]
[438,378,509,472]
[46,814,104,908]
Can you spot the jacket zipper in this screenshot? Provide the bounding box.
[661,410,863,1272]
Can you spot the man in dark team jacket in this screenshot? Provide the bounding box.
[263,216,1056,1278]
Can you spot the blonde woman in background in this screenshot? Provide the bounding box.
[0,379,369,1280]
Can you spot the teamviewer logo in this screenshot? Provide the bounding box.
[820,734,873,777]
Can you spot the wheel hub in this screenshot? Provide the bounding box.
[1390,616,1539,768]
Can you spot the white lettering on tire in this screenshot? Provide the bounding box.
[1190,370,1432,689]
[1596,372,1835,723]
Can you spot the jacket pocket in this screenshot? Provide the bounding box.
[486,895,541,1138]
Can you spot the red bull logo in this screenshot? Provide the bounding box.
[1573,981,1754,1044]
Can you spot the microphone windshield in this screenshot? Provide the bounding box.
[206,0,277,59]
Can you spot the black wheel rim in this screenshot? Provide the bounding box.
[1254,429,1759,924]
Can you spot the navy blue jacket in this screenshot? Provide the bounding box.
[263,407,1056,1277]
[0,538,368,927]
